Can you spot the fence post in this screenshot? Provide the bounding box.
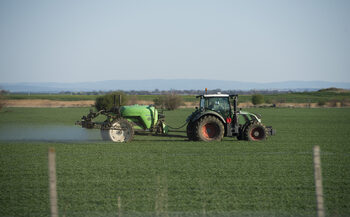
[118,196,122,217]
[48,147,58,217]
[313,145,325,217]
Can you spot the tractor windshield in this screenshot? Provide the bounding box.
[200,97,231,118]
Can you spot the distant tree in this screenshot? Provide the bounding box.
[95,91,129,111]
[317,99,326,106]
[252,94,264,105]
[153,94,183,110]
[153,96,167,109]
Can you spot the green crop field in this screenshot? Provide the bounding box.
[0,107,350,216]
[3,94,98,101]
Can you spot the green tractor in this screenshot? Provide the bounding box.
[76,96,168,142]
[186,93,275,141]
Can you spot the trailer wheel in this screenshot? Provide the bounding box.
[245,122,267,141]
[195,116,224,142]
[108,119,134,142]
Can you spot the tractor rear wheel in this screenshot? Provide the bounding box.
[104,118,134,142]
[195,116,224,142]
[245,122,267,141]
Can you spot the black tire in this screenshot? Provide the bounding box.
[237,123,248,140]
[186,121,198,141]
[244,122,267,141]
[108,118,134,142]
[237,130,246,140]
[195,116,224,142]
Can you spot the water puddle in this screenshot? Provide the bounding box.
[0,124,101,142]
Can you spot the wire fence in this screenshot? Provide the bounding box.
[1,146,350,217]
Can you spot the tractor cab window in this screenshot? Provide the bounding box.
[201,97,231,118]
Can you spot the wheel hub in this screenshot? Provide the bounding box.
[250,127,265,140]
[202,123,218,139]
[109,121,131,142]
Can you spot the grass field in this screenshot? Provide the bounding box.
[4,90,350,103]
[0,107,350,216]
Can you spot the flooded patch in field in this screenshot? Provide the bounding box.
[0,124,101,142]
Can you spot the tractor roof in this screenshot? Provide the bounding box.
[197,92,230,98]
[204,94,229,98]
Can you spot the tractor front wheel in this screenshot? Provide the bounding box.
[196,116,224,142]
[245,122,267,141]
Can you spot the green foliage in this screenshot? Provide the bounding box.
[0,108,350,216]
[251,94,264,105]
[94,91,128,111]
[318,99,326,106]
[153,94,183,110]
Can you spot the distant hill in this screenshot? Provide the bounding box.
[1,79,350,93]
[318,87,350,93]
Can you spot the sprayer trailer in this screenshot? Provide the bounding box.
[76,95,168,142]
[186,93,275,141]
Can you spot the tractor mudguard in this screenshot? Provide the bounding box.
[191,110,226,124]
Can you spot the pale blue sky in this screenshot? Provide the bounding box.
[1,0,349,83]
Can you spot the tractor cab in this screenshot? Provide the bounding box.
[199,93,231,119]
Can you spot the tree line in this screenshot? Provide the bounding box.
[94,91,269,111]
[57,89,290,96]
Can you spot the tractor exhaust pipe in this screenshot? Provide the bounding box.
[230,95,239,134]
